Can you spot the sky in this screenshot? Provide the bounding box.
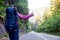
[28,0,51,23]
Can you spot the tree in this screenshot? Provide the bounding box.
[37,0,60,33]
[17,0,29,32]
[0,0,5,16]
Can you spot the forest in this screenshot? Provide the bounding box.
[0,0,60,39]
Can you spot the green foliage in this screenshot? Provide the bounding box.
[17,0,28,14]
[37,0,60,35]
[37,13,60,33]
[17,0,29,30]
[0,0,6,17]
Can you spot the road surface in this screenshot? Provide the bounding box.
[19,31,60,40]
[0,31,60,40]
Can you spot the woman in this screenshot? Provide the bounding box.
[5,5,34,40]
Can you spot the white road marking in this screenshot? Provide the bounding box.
[30,31,48,40]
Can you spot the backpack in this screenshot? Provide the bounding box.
[5,7,18,32]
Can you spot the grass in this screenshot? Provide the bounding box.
[36,31,60,36]
[44,32,60,36]
[51,33,60,36]
[0,33,8,38]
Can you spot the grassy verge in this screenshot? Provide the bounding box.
[36,31,60,36]
[44,32,60,36]
[0,33,8,38]
[50,33,60,36]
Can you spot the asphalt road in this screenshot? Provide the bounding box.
[19,31,60,40]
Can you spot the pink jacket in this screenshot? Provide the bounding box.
[18,13,33,20]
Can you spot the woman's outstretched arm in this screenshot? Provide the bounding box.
[18,12,34,20]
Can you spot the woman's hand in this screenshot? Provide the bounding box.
[31,12,34,16]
